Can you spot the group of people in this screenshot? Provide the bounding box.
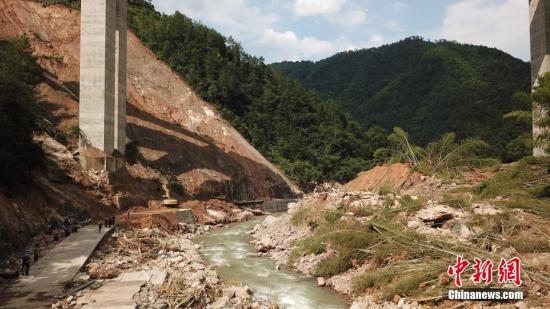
[46,217,81,240]
[19,216,93,277]
[98,216,116,232]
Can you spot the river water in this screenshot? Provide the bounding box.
[196,217,349,309]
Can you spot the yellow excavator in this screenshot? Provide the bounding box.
[162,181,178,207]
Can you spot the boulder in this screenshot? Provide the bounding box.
[316,277,326,286]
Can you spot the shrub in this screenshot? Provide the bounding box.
[378,182,395,195]
[400,195,422,213]
[323,210,343,224]
[441,193,471,210]
[315,250,356,277]
[291,207,312,226]
[352,267,400,294]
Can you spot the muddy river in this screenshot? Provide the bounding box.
[196,217,348,309]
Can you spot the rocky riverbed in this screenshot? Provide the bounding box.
[51,210,278,309]
[248,192,421,309]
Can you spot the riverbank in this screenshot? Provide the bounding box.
[49,208,279,309]
[249,190,421,309]
[196,216,349,309]
[249,162,550,308]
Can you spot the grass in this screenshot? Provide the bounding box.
[353,262,447,301]
[501,197,550,218]
[291,207,313,226]
[472,157,550,217]
[400,195,423,213]
[506,236,550,253]
[290,158,550,301]
[474,157,549,198]
[292,234,327,257]
[378,182,395,195]
[323,210,343,224]
[352,266,400,292]
[441,192,471,210]
[315,250,358,277]
[353,206,374,217]
[381,266,444,300]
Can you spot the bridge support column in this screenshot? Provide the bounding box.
[530,0,550,157]
[79,0,127,172]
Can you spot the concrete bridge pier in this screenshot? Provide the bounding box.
[79,0,127,172]
[530,0,550,157]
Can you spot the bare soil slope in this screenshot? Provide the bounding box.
[0,0,298,255]
[0,0,298,201]
[342,163,416,192]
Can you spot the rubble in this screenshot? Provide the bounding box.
[471,202,502,216]
[407,204,471,240]
[49,208,275,309]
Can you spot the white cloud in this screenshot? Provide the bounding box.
[293,0,346,16]
[369,34,385,47]
[439,0,529,60]
[152,0,278,41]
[328,9,367,26]
[392,1,408,11]
[293,0,367,27]
[385,20,404,32]
[254,28,337,62]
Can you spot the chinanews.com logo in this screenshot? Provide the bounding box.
[446,255,524,301]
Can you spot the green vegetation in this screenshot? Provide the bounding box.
[474,157,550,218]
[35,0,390,187]
[38,0,80,8]
[377,128,499,178]
[378,182,395,195]
[39,1,541,187]
[323,209,343,224]
[289,199,462,300]
[124,0,388,186]
[441,192,471,210]
[399,195,423,214]
[352,266,400,292]
[273,37,532,161]
[531,73,550,154]
[0,38,44,194]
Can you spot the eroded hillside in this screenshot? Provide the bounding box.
[0,0,298,253]
[0,0,298,200]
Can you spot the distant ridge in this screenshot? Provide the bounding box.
[272,37,531,156]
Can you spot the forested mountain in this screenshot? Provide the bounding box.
[126,1,393,186]
[36,1,532,184]
[272,37,532,157]
[37,0,388,186]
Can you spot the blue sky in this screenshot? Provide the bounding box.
[150,0,529,63]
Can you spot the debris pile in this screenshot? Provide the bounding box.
[51,212,275,309]
[250,165,550,308]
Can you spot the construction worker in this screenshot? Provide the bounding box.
[21,251,31,276]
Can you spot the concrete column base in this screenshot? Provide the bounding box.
[79,146,125,173]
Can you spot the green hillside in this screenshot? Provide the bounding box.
[38,0,388,186]
[272,37,532,158]
[126,1,392,186]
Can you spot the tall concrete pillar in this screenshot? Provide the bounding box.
[529,0,550,157]
[79,0,127,171]
[114,0,127,154]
